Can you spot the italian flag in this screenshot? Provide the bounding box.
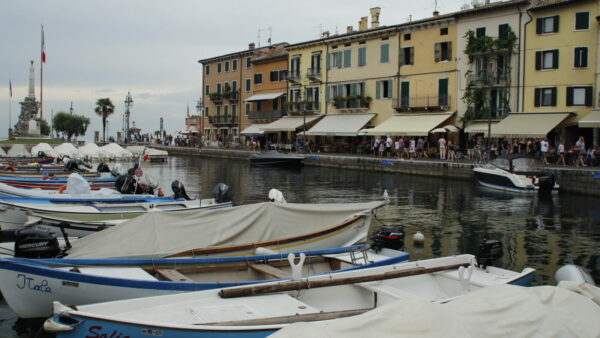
[142,147,149,161]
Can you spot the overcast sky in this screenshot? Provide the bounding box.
[0,0,467,140]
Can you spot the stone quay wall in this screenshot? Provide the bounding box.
[154,146,600,197]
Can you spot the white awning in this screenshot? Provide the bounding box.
[465,121,498,134]
[360,113,454,136]
[306,113,376,136]
[431,125,460,133]
[245,92,286,102]
[579,109,600,128]
[260,116,323,132]
[240,124,267,136]
[491,112,572,138]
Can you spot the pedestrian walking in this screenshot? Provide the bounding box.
[540,138,549,165]
[409,137,416,158]
[575,136,586,167]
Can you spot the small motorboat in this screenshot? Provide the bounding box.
[249,150,304,167]
[473,154,558,194]
[44,254,535,337]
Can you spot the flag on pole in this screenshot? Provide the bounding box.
[41,25,46,63]
[9,79,12,98]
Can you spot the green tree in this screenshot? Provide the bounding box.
[94,98,115,143]
[53,111,90,140]
[38,119,51,136]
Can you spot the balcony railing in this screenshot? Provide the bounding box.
[333,97,371,110]
[209,93,223,103]
[287,70,301,83]
[306,68,322,81]
[221,90,239,102]
[468,71,510,86]
[248,108,287,120]
[393,95,451,111]
[207,115,238,126]
[287,101,320,114]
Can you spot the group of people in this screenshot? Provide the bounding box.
[372,136,457,160]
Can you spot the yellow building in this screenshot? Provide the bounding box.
[523,0,598,144]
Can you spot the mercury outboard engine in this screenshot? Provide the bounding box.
[212,183,233,203]
[171,180,191,200]
[476,239,503,269]
[97,162,111,173]
[0,229,61,258]
[370,225,405,252]
[537,173,555,196]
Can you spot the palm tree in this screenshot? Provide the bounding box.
[94,98,115,143]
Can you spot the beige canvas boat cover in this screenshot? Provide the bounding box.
[66,201,384,259]
[273,282,600,338]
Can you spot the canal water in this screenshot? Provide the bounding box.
[2,155,600,336]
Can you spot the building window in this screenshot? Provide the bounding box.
[535,50,559,70]
[329,51,342,69]
[254,73,263,85]
[216,105,221,115]
[575,12,590,30]
[224,61,230,72]
[536,16,559,34]
[440,27,448,35]
[224,104,229,116]
[205,85,210,95]
[232,59,238,71]
[438,78,449,106]
[534,87,557,107]
[272,99,278,110]
[246,56,252,68]
[205,65,210,75]
[400,47,413,66]
[376,79,393,99]
[380,43,390,63]
[476,27,486,37]
[404,33,411,41]
[434,42,452,62]
[311,52,321,71]
[566,86,592,106]
[270,71,279,82]
[216,83,222,93]
[245,103,250,116]
[245,78,251,92]
[217,62,222,73]
[204,106,209,116]
[256,101,262,111]
[279,70,288,80]
[291,56,301,75]
[574,47,588,68]
[343,49,352,68]
[358,47,367,67]
[232,80,237,92]
[498,24,510,40]
[400,81,409,107]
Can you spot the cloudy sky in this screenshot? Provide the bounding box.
[1,0,467,140]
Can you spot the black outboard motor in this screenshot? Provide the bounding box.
[37,150,47,158]
[97,162,111,173]
[370,225,405,252]
[476,239,503,269]
[172,180,191,200]
[212,183,233,203]
[537,173,555,196]
[115,175,136,194]
[0,229,61,258]
[64,159,79,172]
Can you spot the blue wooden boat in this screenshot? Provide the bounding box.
[0,175,117,190]
[0,245,409,318]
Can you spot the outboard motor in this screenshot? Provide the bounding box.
[37,150,47,158]
[370,225,405,252]
[115,175,136,194]
[212,183,233,203]
[537,173,555,197]
[476,239,503,269]
[97,162,111,173]
[0,229,60,258]
[172,180,191,200]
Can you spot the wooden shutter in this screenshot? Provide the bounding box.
[358,47,366,66]
[344,49,351,68]
[550,88,557,106]
[336,52,342,68]
[410,47,414,65]
[434,43,441,62]
[447,42,452,61]
[326,53,330,70]
[337,84,344,97]
[536,18,542,34]
[401,82,409,107]
[534,88,541,107]
[566,87,574,106]
[387,80,393,99]
[552,50,559,69]
[581,47,588,67]
[326,86,330,102]
[399,48,405,66]
[585,86,593,106]
[376,81,381,99]
[535,51,542,70]
[438,78,448,106]
[380,44,389,63]
[552,15,559,32]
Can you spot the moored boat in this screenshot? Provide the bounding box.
[249,150,304,167]
[0,175,116,190]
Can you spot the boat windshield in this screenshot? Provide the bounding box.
[487,158,511,171]
[512,157,544,172]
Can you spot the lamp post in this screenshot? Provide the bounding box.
[486,60,494,148]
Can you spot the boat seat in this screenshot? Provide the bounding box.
[250,264,290,279]
[356,282,428,301]
[155,269,193,282]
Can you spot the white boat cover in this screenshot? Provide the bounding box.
[31,143,59,158]
[7,144,31,157]
[272,282,600,338]
[125,146,145,156]
[78,143,106,159]
[66,201,384,259]
[101,143,133,159]
[65,173,92,195]
[53,143,80,158]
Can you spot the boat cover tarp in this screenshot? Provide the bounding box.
[78,143,106,159]
[54,143,81,158]
[272,282,600,338]
[0,147,6,156]
[101,143,133,159]
[7,144,31,157]
[66,201,384,259]
[31,143,59,158]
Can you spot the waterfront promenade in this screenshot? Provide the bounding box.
[151,145,600,197]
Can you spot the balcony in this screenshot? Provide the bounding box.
[248,107,287,121]
[393,95,451,112]
[287,70,301,83]
[287,101,320,115]
[207,115,238,127]
[468,71,510,86]
[306,68,322,81]
[221,90,239,102]
[333,96,371,111]
[209,93,223,103]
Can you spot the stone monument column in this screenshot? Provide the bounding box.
[28,60,35,100]
[14,60,41,136]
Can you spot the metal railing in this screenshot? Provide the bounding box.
[306,68,322,79]
[287,70,301,82]
[208,115,238,126]
[393,95,451,110]
[248,108,286,120]
[333,98,370,110]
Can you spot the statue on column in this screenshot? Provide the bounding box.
[14,60,41,136]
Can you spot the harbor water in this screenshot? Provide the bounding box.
[2,155,600,336]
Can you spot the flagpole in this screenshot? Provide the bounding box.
[40,25,44,121]
[8,79,12,134]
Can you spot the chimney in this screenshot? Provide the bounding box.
[370,7,381,29]
[347,25,353,33]
[248,43,255,50]
[433,10,439,17]
[359,16,368,31]
[322,31,330,38]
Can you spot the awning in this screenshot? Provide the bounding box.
[490,112,572,138]
[260,116,323,132]
[431,125,460,133]
[465,121,498,134]
[360,113,454,136]
[240,124,267,136]
[579,109,600,128]
[245,92,286,102]
[306,113,376,136]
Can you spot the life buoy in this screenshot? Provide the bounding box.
[58,185,67,194]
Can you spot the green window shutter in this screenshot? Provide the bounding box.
[360,81,366,96]
[380,44,389,63]
[387,80,393,99]
[376,81,381,99]
[550,88,557,106]
[566,87,574,106]
[434,43,441,62]
[535,52,542,70]
[585,86,593,107]
[351,83,357,96]
[399,48,405,66]
[552,50,559,69]
[410,47,414,65]
[438,78,448,106]
[536,18,542,34]
[447,42,452,61]
[358,47,366,66]
[326,53,331,70]
[326,85,330,102]
[534,88,541,107]
[343,49,351,68]
[553,15,559,32]
[401,81,409,107]
[337,84,343,97]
